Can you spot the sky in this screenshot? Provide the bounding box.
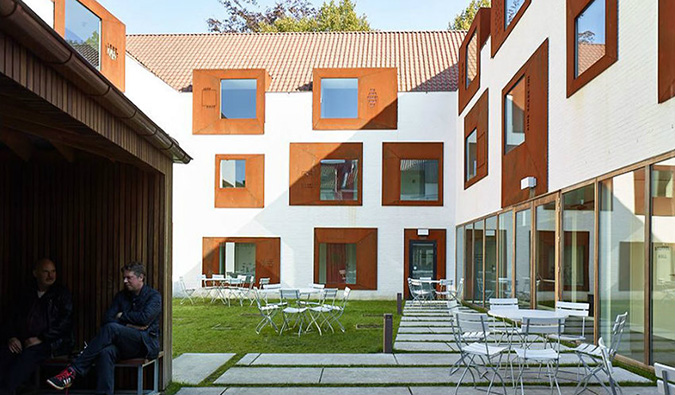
[96,0,475,34]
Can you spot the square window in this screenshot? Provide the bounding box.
[466,32,478,88]
[505,0,526,28]
[219,159,246,188]
[65,0,101,70]
[320,159,359,201]
[319,243,357,284]
[203,237,280,283]
[400,159,439,201]
[575,0,606,78]
[219,242,256,276]
[220,79,257,119]
[504,76,526,154]
[320,78,358,119]
[466,129,478,181]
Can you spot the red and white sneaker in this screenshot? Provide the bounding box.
[46,366,76,390]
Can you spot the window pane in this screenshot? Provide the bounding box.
[465,223,473,301]
[466,129,478,181]
[221,79,257,119]
[400,159,439,201]
[473,220,485,306]
[651,158,675,365]
[575,0,606,77]
[536,201,556,310]
[466,32,478,87]
[456,226,465,292]
[504,77,526,154]
[321,78,358,119]
[515,209,531,307]
[220,242,256,277]
[562,184,596,340]
[498,211,513,298]
[220,160,246,188]
[320,159,359,201]
[485,216,498,302]
[599,170,645,363]
[505,0,525,28]
[65,0,101,69]
[319,243,357,284]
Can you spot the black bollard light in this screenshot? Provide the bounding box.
[383,313,393,353]
[396,292,403,315]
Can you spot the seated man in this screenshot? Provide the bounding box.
[47,262,161,395]
[0,258,73,395]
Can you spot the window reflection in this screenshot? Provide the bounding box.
[498,212,513,298]
[456,226,465,296]
[220,160,246,188]
[400,160,439,201]
[515,209,531,307]
[504,76,526,154]
[321,78,358,119]
[320,159,358,201]
[473,220,485,306]
[65,0,101,69]
[536,201,556,310]
[575,0,606,77]
[466,32,478,87]
[221,79,257,119]
[505,0,525,28]
[319,243,357,284]
[466,129,478,181]
[485,216,498,302]
[219,242,256,277]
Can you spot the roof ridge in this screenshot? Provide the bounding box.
[127,30,466,37]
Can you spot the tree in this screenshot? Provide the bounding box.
[207,0,370,33]
[448,0,490,31]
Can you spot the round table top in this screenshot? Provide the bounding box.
[487,308,568,321]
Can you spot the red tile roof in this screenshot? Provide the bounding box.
[126,31,466,93]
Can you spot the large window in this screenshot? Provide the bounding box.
[498,212,513,298]
[485,216,498,302]
[221,79,257,119]
[473,220,485,306]
[314,228,377,290]
[202,237,281,284]
[515,208,531,307]
[575,0,606,78]
[219,242,256,277]
[463,91,488,188]
[319,243,357,284]
[504,76,526,154]
[400,160,439,201]
[562,185,595,309]
[599,170,645,363]
[65,0,101,69]
[651,158,675,365]
[382,143,443,206]
[320,78,358,119]
[320,159,359,201]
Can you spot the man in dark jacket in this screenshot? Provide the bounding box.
[47,262,161,395]
[0,258,73,395]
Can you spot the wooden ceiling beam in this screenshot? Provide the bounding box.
[0,128,33,161]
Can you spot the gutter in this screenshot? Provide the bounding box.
[0,0,192,164]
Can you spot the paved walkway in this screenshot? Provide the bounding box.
[173,301,656,394]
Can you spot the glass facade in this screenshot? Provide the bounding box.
[498,211,513,297]
[320,159,359,201]
[473,220,485,305]
[535,201,556,310]
[515,209,531,307]
[65,0,101,69]
[575,0,606,77]
[221,79,257,119]
[319,243,357,285]
[320,78,358,119]
[485,216,498,302]
[400,160,439,201]
[456,225,465,298]
[504,77,526,154]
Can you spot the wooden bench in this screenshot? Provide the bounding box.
[38,351,163,395]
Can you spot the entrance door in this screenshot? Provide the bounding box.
[409,241,437,279]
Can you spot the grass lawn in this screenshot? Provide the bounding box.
[172,298,401,357]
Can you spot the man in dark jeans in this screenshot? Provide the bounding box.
[0,258,73,395]
[47,262,161,395]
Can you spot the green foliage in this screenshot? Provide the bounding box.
[449,0,491,31]
[208,0,370,33]
[172,298,399,356]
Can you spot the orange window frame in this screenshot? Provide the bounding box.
[289,143,363,206]
[382,142,444,206]
[491,0,532,57]
[202,237,281,284]
[314,228,377,290]
[464,90,489,189]
[566,0,618,97]
[458,8,491,114]
[214,154,264,208]
[312,68,397,130]
[193,69,271,135]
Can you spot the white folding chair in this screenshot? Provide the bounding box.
[307,288,339,335]
[656,363,675,395]
[327,286,351,332]
[408,278,433,306]
[451,312,508,395]
[279,289,308,336]
[178,276,196,305]
[252,287,283,334]
[574,312,628,395]
[435,279,453,300]
[488,298,520,345]
[513,316,566,395]
[551,301,590,343]
[211,274,227,304]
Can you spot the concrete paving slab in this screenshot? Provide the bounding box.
[401,316,452,322]
[399,321,453,327]
[397,327,454,334]
[410,386,658,395]
[234,353,259,366]
[394,341,456,352]
[214,367,322,384]
[223,387,412,395]
[172,353,235,385]
[320,367,456,384]
[396,334,455,341]
[394,353,460,365]
[248,353,398,365]
[176,388,226,395]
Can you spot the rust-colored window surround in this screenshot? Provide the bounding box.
[193,69,271,135]
[566,0,618,97]
[501,40,549,208]
[658,0,675,103]
[289,143,363,206]
[491,0,532,57]
[214,154,264,208]
[458,8,491,114]
[202,237,281,284]
[312,68,398,130]
[314,228,377,290]
[52,0,125,91]
[382,142,444,206]
[403,229,446,298]
[464,90,489,189]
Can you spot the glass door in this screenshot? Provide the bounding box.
[535,199,557,310]
[515,208,532,307]
[409,241,437,280]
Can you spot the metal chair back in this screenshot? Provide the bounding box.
[607,312,628,360]
[489,298,519,310]
[656,362,675,395]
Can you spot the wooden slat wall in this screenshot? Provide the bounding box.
[0,154,169,390]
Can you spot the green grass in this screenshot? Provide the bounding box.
[172,298,400,357]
